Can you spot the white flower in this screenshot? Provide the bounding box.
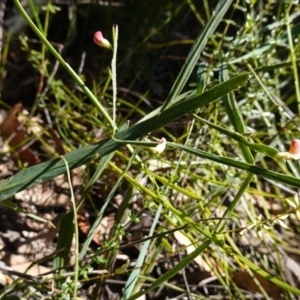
[153,138,166,154]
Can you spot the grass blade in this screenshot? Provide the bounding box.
[128,239,211,300]
[0,73,249,200]
[160,0,233,111]
[13,0,113,128]
[169,143,300,188]
[53,212,74,277]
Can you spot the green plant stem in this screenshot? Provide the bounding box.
[13,0,114,128]
[111,25,118,135]
[61,156,79,299]
[285,2,300,117]
[160,0,232,111]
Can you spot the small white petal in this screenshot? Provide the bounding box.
[153,138,166,154]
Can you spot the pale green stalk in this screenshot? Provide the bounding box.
[285,2,300,116]
[111,25,118,134]
[61,156,79,299]
[13,0,114,128]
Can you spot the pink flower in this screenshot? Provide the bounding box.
[94,31,112,50]
[288,139,300,159]
[277,139,300,160]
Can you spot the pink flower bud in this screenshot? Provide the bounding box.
[288,139,300,159]
[277,139,300,160]
[94,31,112,50]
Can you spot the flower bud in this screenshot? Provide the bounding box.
[153,138,167,154]
[277,139,300,160]
[288,139,300,159]
[94,31,112,50]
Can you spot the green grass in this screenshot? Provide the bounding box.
[1,0,300,299]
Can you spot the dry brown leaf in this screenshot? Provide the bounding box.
[233,271,284,299]
[0,272,13,285]
[49,127,65,156]
[13,171,85,208]
[78,213,115,245]
[7,254,51,276]
[0,103,40,166]
[77,214,91,236]
[15,182,71,207]
[93,214,115,244]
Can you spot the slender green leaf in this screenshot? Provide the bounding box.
[2,199,54,225]
[13,0,113,128]
[160,0,233,111]
[220,62,254,163]
[53,212,74,275]
[195,115,278,157]
[169,143,300,188]
[127,239,211,300]
[0,73,249,201]
[123,205,163,299]
[79,146,140,261]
